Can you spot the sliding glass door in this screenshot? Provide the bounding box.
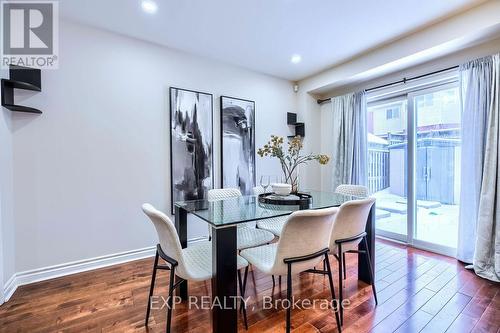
[410,84,461,252]
[368,77,461,256]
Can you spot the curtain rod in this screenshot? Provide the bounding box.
[316,65,459,104]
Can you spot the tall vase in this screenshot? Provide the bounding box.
[287,169,299,193]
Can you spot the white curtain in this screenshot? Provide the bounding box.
[458,54,500,282]
[457,56,494,263]
[330,91,367,191]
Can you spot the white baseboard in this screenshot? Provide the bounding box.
[3,274,16,303]
[2,237,207,303]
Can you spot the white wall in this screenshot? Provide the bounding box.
[4,20,295,275]
[295,89,323,191]
[0,72,15,301]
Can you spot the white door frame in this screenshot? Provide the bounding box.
[0,192,5,304]
[369,73,460,258]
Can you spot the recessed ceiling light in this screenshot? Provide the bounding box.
[141,0,158,14]
[291,54,302,64]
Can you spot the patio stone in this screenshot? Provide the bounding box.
[395,199,441,209]
[377,202,407,214]
[376,209,391,219]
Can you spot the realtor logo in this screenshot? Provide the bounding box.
[1,0,58,69]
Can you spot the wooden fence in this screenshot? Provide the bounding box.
[368,148,389,193]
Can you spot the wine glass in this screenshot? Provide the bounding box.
[260,175,270,194]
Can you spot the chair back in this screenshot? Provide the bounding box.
[252,186,264,195]
[208,188,242,200]
[329,197,375,250]
[335,184,368,197]
[208,188,253,228]
[272,207,338,274]
[142,204,185,270]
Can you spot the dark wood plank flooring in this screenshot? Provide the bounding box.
[1,239,499,333]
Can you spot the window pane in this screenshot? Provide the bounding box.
[368,100,408,238]
[414,87,460,248]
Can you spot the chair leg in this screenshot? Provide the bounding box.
[238,269,249,330]
[243,266,249,292]
[278,275,281,286]
[272,275,276,287]
[338,244,343,326]
[145,249,159,326]
[238,269,244,313]
[363,237,378,305]
[166,265,176,333]
[342,253,347,280]
[324,253,342,332]
[286,263,293,333]
[239,266,249,314]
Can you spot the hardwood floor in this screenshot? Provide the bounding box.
[1,239,499,333]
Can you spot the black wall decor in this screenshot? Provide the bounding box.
[287,112,305,138]
[1,65,42,114]
[169,87,214,214]
[220,96,256,195]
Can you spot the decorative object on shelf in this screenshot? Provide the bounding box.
[220,96,255,195]
[257,135,330,193]
[1,64,42,114]
[258,192,312,209]
[169,87,214,214]
[287,112,305,137]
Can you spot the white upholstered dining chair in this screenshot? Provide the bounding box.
[252,185,264,195]
[334,184,369,287]
[208,188,275,250]
[241,207,341,333]
[328,197,377,326]
[335,184,369,197]
[142,204,250,332]
[252,186,287,237]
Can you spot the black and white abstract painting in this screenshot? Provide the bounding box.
[220,96,255,195]
[170,87,213,213]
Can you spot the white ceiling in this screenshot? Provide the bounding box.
[60,0,485,81]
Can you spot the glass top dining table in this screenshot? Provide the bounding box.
[175,190,355,227]
[173,190,376,333]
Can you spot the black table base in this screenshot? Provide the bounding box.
[358,203,375,283]
[174,205,188,299]
[211,226,238,332]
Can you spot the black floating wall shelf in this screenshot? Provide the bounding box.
[1,65,42,114]
[287,112,305,138]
